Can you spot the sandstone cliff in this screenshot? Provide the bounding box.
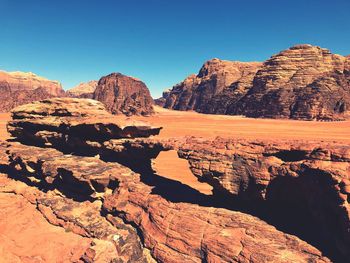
[93,73,154,116]
[160,44,350,120]
[0,71,65,112]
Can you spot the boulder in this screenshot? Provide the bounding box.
[93,73,154,116]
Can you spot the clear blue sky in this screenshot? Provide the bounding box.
[1,0,349,97]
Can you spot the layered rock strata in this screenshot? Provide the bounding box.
[177,137,350,260]
[161,45,350,120]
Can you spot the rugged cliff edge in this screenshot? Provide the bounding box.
[0,71,65,112]
[0,98,338,262]
[160,44,350,120]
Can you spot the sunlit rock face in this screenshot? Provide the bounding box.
[162,44,350,120]
[0,71,65,112]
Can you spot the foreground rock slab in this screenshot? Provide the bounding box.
[0,141,330,263]
[7,98,162,148]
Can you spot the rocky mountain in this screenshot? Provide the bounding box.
[67,80,98,98]
[160,44,350,120]
[2,98,347,262]
[0,71,65,112]
[154,88,171,107]
[162,59,262,113]
[93,73,154,116]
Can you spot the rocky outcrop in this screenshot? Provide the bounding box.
[0,71,65,112]
[163,59,262,113]
[232,44,350,120]
[0,98,333,262]
[161,44,350,120]
[93,73,154,116]
[0,143,150,262]
[177,137,350,260]
[67,80,98,98]
[7,98,161,147]
[154,89,171,107]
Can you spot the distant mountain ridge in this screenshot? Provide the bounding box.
[0,71,65,112]
[67,80,98,98]
[157,44,350,120]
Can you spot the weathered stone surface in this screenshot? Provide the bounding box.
[0,140,330,263]
[162,44,350,120]
[177,137,350,259]
[0,164,149,262]
[0,71,65,112]
[93,73,154,116]
[67,80,98,98]
[102,165,330,263]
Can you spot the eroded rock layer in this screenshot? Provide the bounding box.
[0,140,330,263]
[0,71,65,112]
[161,44,350,120]
[177,137,350,260]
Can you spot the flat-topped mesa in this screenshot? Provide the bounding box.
[7,98,162,156]
[0,70,66,112]
[93,72,155,116]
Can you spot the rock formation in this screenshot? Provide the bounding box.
[93,73,154,116]
[67,80,98,98]
[177,137,350,260]
[161,44,350,120]
[0,98,334,262]
[0,71,65,112]
[154,89,171,107]
[163,59,262,113]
